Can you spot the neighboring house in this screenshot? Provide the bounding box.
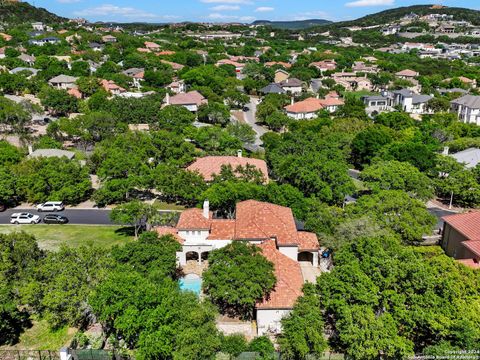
[260,83,286,95]
[451,95,480,125]
[9,67,39,77]
[362,95,391,113]
[186,152,269,183]
[0,47,5,59]
[31,22,45,31]
[102,35,117,43]
[155,199,320,335]
[309,59,337,72]
[88,42,104,51]
[122,68,144,88]
[48,75,78,90]
[445,76,477,88]
[160,60,185,72]
[18,53,36,66]
[67,87,82,99]
[391,89,432,114]
[144,41,161,52]
[352,61,377,73]
[216,59,245,78]
[165,90,207,112]
[450,148,480,169]
[441,212,480,269]
[265,61,292,69]
[285,97,324,120]
[0,33,12,41]
[166,80,187,94]
[274,69,290,83]
[29,37,60,46]
[279,78,303,94]
[101,79,126,95]
[395,69,419,79]
[332,72,373,91]
[28,149,75,160]
[318,97,345,113]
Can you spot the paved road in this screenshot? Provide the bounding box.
[427,206,457,230]
[244,97,268,147]
[0,209,114,225]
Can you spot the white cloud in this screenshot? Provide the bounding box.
[74,4,178,20]
[201,0,252,4]
[210,5,241,11]
[345,0,394,7]
[255,6,274,12]
[207,13,254,22]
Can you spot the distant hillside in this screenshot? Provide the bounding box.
[331,5,480,28]
[252,19,332,30]
[0,1,67,25]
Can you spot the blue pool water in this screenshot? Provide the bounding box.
[179,274,202,295]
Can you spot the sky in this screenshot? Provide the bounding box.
[26,0,480,23]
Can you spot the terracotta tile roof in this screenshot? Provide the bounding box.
[234,200,298,245]
[144,41,160,49]
[137,48,151,53]
[318,98,344,107]
[169,90,206,106]
[256,240,303,309]
[208,220,236,240]
[265,61,292,69]
[186,156,269,182]
[396,69,419,77]
[67,87,82,99]
[285,97,324,114]
[217,59,244,68]
[462,240,480,258]
[457,258,480,269]
[177,208,211,230]
[101,79,125,93]
[443,212,480,241]
[155,226,184,244]
[297,231,320,251]
[160,60,184,71]
[157,50,176,56]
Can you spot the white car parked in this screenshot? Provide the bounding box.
[10,213,41,224]
[36,201,65,212]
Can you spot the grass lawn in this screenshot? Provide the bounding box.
[154,200,186,211]
[0,225,133,251]
[0,319,77,350]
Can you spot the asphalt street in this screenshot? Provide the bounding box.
[0,209,114,225]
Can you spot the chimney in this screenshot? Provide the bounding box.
[443,146,449,155]
[291,97,294,105]
[203,200,210,219]
[28,145,33,155]
[165,92,170,105]
[237,149,243,158]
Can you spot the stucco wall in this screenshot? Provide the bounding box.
[278,246,298,261]
[442,223,468,258]
[256,309,291,336]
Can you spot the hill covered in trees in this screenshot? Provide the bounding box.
[0,1,66,25]
[251,19,332,30]
[330,5,480,28]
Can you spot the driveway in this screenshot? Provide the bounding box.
[243,97,269,147]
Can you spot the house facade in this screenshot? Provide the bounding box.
[451,95,480,125]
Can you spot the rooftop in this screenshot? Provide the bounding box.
[443,211,480,241]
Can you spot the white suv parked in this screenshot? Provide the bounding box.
[36,201,65,212]
[10,213,41,224]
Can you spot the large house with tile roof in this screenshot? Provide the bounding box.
[186,152,269,183]
[442,212,480,269]
[155,199,320,335]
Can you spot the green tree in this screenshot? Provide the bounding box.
[110,200,159,238]
[219,334,248,358]
[39,87,78,116]
[202,242,276,319]
[76,76,100,97]
[226,122,256,145]
[375,111,415,130]
[361,160,434,200]
[351,125,395,169]
[278,283,328,359]
[197,102,230,126]
[265,111,289,131]
[348,190,436,243]
[156,105,195,132]
[248,336,275,360]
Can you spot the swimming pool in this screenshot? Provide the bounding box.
[179,274,202,295]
